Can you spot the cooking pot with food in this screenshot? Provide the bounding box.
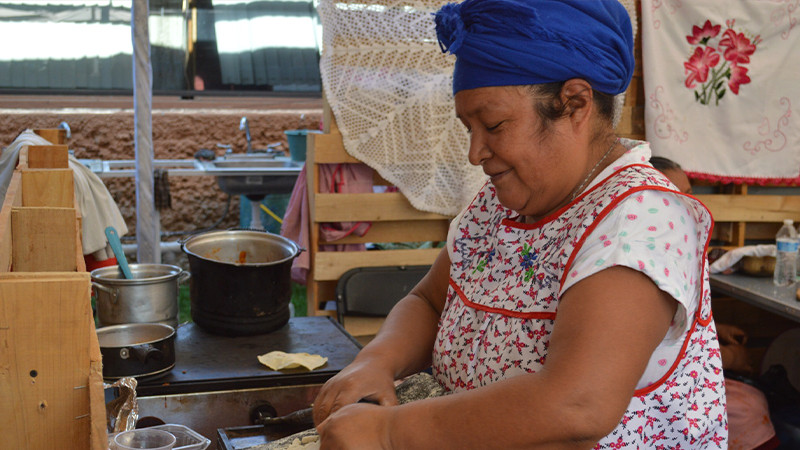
[97,323,176,380]
[91,264,190,329]
[180,230,302,336]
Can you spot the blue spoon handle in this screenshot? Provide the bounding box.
[105,226,133,279]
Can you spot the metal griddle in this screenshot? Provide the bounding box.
[133,316,362,450]
[136,316,362,397]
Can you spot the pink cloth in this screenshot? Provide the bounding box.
[280,163,374,285]
[726,378,777,450]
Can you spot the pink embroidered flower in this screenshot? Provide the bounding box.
[718,29,756,64]
[684,19,758,105]
[686,20,721,45]
[728,63,751,94]
[684,46,720,88]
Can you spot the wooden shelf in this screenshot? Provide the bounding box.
[0,135,106,449]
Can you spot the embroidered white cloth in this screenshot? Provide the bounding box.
[642,0,800,184]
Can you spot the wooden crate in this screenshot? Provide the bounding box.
[306,117,450,317]
[0,142,106,449]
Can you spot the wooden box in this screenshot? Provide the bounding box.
[0,143,106,449]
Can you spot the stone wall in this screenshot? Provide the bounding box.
[1,97,322,254]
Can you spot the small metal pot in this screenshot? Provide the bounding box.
[97,323,176,380]
[91,264,190,329]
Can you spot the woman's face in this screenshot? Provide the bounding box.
[455,85,584,219]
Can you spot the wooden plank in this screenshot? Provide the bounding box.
[17,145,29,169]
[25,145,69,169]
[615,105,645,139]
[21,169,74,207]
[310,133,359,164]
[310,280,337,318]
[315,192,450,222]
[696,194,800,223]
[320,219,449,245]
[76,212,86,272]
[11,207,78,272]
[0,171,22,272]
[87,315,107,449]
[0,273,92,449]
[32,129,67,145]
[306,130,323,316]
[314,248,441,281]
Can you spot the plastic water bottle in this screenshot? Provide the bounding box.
[774,219,799,286]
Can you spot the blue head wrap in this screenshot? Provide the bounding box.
[434,0,634,96]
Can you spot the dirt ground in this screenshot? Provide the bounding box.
[0,95,323,255]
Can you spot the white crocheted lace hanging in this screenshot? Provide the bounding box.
[317,0,638,217]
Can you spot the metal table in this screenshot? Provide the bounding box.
[136,316,362,397]
[709,273,800,323]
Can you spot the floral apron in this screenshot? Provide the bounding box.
[433,164,727,448]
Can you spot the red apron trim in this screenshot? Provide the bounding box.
[449,279,558,320]
[634,316,699,396]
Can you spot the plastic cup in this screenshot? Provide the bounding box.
[114,428,176,450]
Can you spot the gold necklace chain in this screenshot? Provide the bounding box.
[570,137,620,201]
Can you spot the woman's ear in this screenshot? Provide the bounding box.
[560,79,594,126]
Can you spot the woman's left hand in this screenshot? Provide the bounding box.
[316,402,394,449]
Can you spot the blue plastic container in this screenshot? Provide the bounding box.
[284,129,321,162]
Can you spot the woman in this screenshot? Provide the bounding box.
[313,1,727,448]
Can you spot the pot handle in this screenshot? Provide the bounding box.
[128,344,163,364]
[92,282,119,304]
[178,270,191,284]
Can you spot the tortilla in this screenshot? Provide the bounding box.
[257,351,328,371]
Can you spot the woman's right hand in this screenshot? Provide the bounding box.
[312,357,398,426]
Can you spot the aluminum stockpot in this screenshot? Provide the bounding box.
[97,323,176,380]
[180,230,302,336]
[91,263,190,329]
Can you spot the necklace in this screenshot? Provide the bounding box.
[570,137,620,201]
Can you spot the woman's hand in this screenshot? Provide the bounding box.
[317,403,394,449]
[716,323,747,346]
[314,248,451,426]
[312,359,398,426]
[720,343,753,374]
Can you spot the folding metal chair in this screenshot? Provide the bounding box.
[335,265,430,324]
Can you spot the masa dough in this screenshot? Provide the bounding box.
[257,351,328,371]
[286,435,320,450]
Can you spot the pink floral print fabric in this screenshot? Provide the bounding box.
[433,151,727,447]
